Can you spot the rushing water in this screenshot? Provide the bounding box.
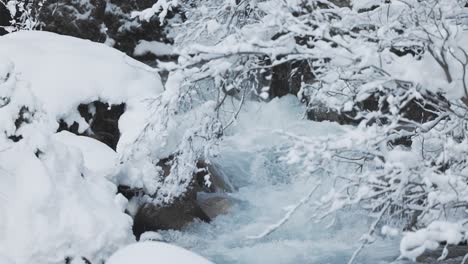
[159,97,404,264]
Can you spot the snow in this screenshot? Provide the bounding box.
[0,31,171,264]
[53,131,119,181]
[106,242,213,264]
[134,40,174,56]
[3,2,468,263]
[352,0,382,11]
[0,31,164,151]
[0,255,14,264]
[400,221,465,261]
[0,139,134,264]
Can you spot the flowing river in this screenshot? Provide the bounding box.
[159,96,404,264]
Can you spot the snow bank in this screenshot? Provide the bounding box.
[107,242,213,264]
[0,31,170,263]
[0,139,134,264]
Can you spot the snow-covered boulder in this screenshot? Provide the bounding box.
[0,31,168,264]
[106,242,213,264]
[53,131,119,180]
[0,139,134,264]
[0,30,163,151]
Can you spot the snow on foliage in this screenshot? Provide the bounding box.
[400,221,465,261]
[134,40,175,57]
[136,0,468,261]
[2,0,48,32]
[107,241,213,264]
[131,0,179,23]
[3,0,468,263]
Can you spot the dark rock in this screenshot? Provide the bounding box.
[38,0,174,60]
[78,101,125,150]
[39,0,107,43]
[263,60,315,100]
[0,3,11,36]
[357,5,380,13]
[390,45,425,59]
[57,101,125,150]
[195,160,236,193]
[65,256,92,264]
[128,157,235,239]
[118,185,144,201]
[8,107,34,142]
[308,86,449,129]
[197,195,233,220]
[132,186,211,240]
[417,245,468,263]
[307,101,356,125]
[330,0,351,7]
[355,87,447,126]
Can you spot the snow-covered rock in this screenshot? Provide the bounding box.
[106,242,213,264]
[0,31,169,264]
[0,139,134,264]
[53,131,119,180]
[0,30,163,151]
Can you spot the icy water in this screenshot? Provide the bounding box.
[160,97,405,264]
[161,142,401,264]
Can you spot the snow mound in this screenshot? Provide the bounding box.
[0,139,134,264]
[53,131,119,180]
[107,242,213,264]
[0,31,164,151]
